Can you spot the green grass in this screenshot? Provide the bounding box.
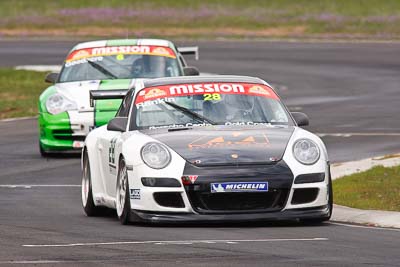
[1,0,400,39]
[334,165,400,211]
[0,69,47,119]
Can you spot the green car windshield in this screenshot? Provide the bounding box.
[131,82,292,130]
[58,45,182,82]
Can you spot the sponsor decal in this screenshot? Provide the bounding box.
[135,83,278,105]
[248,85,271,96]
[66,45,176,62]
[211,182,268,193]
[152,47,171,56]
[135,97,175,108]
[72,50,90,60]
[65,56,103,68]
[148,122,212,130]
[143,88,167,100]
[108,137,117,165]
[181,175,199,185]
[169,83,245,96]
[130,189,141,199]
[188,132,270,149]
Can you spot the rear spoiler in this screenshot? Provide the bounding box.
[89,89,128,107]
[177,46,199,60]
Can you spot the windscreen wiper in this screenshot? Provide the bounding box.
[164,101,216,125]
[87,60,118,79]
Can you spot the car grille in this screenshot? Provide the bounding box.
[186,186,289,214]
[52,130,85,141]
[182,161,293,214]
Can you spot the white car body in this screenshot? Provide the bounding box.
[82,76,332,224]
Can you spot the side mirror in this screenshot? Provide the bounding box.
[291,112,309,127]
[107,117,128,132]
[45,72,59,83]
[183,66,200,76]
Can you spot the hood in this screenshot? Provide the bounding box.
[55,79,134,111]
[142,126,294,166]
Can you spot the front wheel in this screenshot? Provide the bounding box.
[81,150,102,216]
[116,158,132,225]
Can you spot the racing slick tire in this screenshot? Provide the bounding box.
[116,157,133,225]
[81,150,103,216]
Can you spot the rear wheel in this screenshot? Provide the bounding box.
[81,150,102,216]
[116,158,132,225]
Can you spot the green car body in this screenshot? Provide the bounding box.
[38,39,198,156]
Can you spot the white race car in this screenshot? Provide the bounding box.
[82,75,332,225]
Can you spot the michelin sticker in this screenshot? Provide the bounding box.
[211,182,268,193]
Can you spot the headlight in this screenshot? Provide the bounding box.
[293,139,320,165]
[141,142,171,169]
[46,93,77,115]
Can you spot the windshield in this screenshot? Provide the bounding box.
[131,82,292,130]
[59,45,182,82]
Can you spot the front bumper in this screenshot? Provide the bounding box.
[132,205,330,224]
[38,109,117,152]
[127,160,331,223]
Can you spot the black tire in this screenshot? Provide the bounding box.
[81,149,102,216]
[116,158,132,225]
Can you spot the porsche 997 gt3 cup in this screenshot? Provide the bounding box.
[38,38,199,156]
[82,75,333,224]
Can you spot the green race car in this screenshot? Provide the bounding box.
[38,39,199,156]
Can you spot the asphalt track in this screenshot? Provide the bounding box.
[0,40,400,266]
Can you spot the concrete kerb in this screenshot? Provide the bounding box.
[331,154,400,228]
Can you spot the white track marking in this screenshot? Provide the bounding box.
[0,260,64,264]
[329,222,400,232]
[15,65,61,72]
[23,238,328,248]
[317,132,400,137]
[0,185,80,189]
[288,106,303,111]
[0,116,36,123]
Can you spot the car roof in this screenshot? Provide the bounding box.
[71,39,175,52]
[142,75,269,88]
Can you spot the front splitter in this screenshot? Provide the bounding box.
[131,205,330,224]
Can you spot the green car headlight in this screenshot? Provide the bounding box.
[46,93,77,115]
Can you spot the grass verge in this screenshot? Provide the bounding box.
[333,165,400,212]
[0,68,47,119]
[1,0,400,39]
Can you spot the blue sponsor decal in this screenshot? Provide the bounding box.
[210,182,268,193]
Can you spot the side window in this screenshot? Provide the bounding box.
[116,89,134,117]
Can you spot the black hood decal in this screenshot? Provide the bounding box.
[141,126,294,166]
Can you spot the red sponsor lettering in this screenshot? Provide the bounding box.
[135,83,278,104]
[66,45,176,62]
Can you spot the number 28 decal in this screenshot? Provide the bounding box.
[203,93,221,101]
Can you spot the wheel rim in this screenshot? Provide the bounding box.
[116,164,127,217]
[81,157,90,207]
